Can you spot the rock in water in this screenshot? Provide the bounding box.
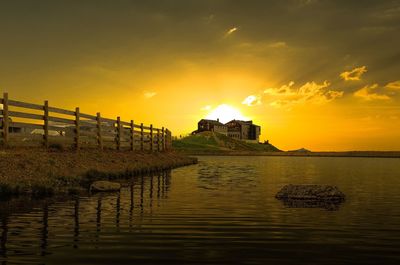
[90,181,121,192]
[276,184,345,201]
[280,199,342,211]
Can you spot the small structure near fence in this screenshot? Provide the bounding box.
[0,93,172,151]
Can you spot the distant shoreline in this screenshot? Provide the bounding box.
[179,150,400,158]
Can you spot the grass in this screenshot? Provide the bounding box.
[172,132,220,151]
[172,131,281,154]
[0,148,197,198]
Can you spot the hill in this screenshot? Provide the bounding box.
[172,131,281,154]
[288,148,311,153]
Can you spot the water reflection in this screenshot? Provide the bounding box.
[197,160,258,191]
[73,199,79,249]
[1,216,7,263]
[129,183,134,231]
[279,199,343,211]
[116,192,121,229]
[1,157,400,265]
[0,170,172,264]
[40,203,49,256]
[96,196,102,242]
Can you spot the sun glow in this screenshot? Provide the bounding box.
[205,104,249,123]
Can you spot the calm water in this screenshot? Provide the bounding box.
[1,156,400,264]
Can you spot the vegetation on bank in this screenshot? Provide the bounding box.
[0,148,197,198]
[172,132,400,157]
[172,131,281,154]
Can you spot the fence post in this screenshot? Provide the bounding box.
[44,100,49,148]
[97,112,103,150]
[116,116,121,150]
[130,120,134,151]
[169,130,172,150]
[169,129,172,150]
[75,107,80,150]
[2,93,9,148]
[140,123,144,151]
[157,128,160,152]
[149,124,153,152]
[166,129,170,150]
[164,129,167,150]
[161,127,165,151]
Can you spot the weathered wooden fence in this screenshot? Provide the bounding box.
[0,93,172,151]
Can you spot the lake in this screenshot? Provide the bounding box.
[1,156,400,264]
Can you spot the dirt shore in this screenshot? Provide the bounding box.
[0,148,197,197]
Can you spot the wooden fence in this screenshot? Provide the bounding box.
[0,93,172,151]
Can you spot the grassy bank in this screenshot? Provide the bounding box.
[173,131,281,154]
[0,148,197,198]
[172,132,400,158]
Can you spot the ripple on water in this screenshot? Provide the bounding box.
[1,156,400,264]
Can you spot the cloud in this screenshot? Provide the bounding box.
[242,95,261,106]
[203,14,215,24]
[385,80,400,90]
[297,81,343,103]
[354,84,390,101]
[325,90,345,100]
[360,26,395,34]
[224,27,238,37]
[263,81,295,96]
[374,5,400,19]
[262,80,343,108]
[234,41,288,54]
[269,41,288,48]
[144,91,157,98]
[340,66,367,81]
[297,0,319,6]
[201,105,212,111]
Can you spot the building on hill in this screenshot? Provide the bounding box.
[195,118,228,135]
[225,119,261,143]
[194,118,261,143]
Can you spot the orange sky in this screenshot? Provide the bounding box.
[1,1,400,151]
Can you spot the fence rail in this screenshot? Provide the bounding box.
[0,93,172,151]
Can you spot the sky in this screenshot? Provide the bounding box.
[1,0,400,151]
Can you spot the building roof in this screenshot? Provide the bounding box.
[226,119,252,125]
[198,119,260,127]
[198,119,226,126]
[226,119,261,127]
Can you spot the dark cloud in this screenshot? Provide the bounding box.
[0,0,399,92]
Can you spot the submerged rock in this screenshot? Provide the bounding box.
[90,181,121,192]
[276,184,345,201]
[280,199,342,211]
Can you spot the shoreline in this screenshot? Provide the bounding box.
[0,148,197,198]
[178,150,400,158]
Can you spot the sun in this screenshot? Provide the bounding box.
[205,104,249,124]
